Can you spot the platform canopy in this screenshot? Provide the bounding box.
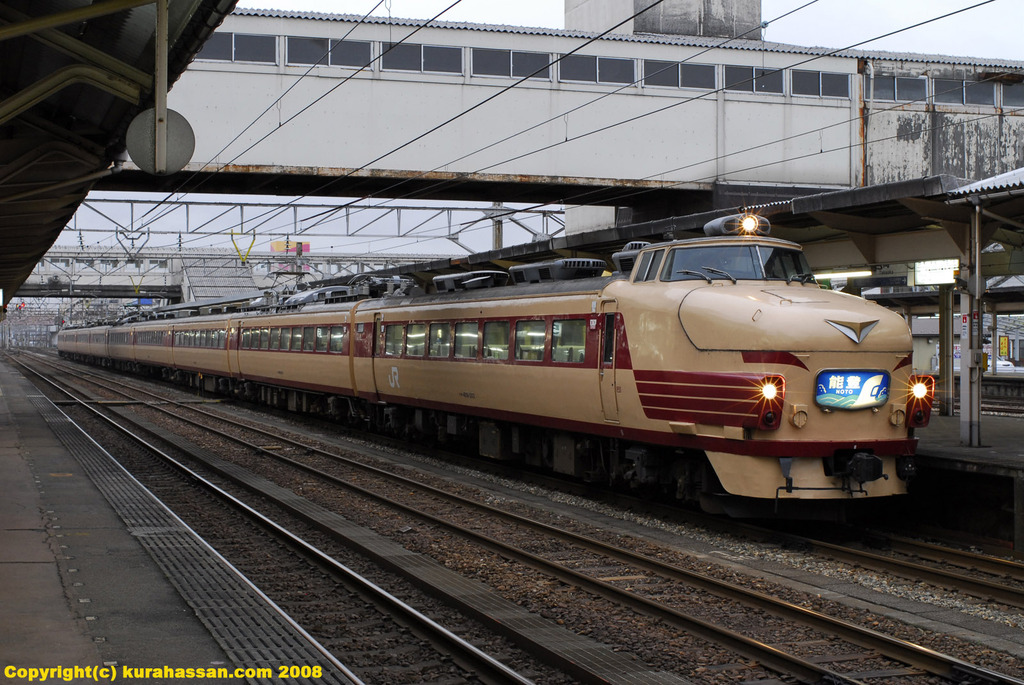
[0,0,236,310]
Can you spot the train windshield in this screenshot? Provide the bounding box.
[660,245,815,283]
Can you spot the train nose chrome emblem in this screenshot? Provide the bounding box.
[826,319,878,344]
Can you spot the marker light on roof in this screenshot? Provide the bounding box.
[703,213,770,237]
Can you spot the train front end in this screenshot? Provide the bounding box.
[612,215,934,517]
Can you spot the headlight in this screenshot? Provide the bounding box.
[911,381,928,400]
[761,382,779,401]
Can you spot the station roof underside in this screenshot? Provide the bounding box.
[0,0,236,309]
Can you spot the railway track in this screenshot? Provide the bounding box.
[15,350,1024,684]
[11,352,551,685]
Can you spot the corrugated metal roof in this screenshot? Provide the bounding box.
[232,7,1024,69]
[950,167,1024,198]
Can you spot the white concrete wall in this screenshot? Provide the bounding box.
[169,13,860,193]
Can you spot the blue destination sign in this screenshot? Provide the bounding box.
[815,370,890,410]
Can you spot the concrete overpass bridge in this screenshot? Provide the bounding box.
[94,2,1024,239]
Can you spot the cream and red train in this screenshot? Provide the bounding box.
[58,215,934,517]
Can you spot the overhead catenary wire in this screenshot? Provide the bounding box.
[351,0,999,224]
[81,0,1004,259]
[205,0,1001,248]
[222,0,1006,255]
[132,0,462,228]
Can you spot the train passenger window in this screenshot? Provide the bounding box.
[384,324,404,356]
[515,320,546,362]
[291,328,304,351]
[482,322,509,360]
[329,325,348,353]
[270,328,281,350]
[303,327,316,351]
[280,328,292,351]
[406,323,426,356]
[315,326,330,352]
[552,320,587,363]
[454,322,478,359]
[201,330,210,347]
[241,329,251,349]
[428,323,451,358]
[259,328,270,349]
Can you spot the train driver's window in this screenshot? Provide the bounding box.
[454,322,478,359]
[269,328,281,350]
[329,325,347,353]
[515,320,546,362]
[428,323,451,358]
[552,319,586,363]
[482,321,509,360]
[406,323,426,356]
[384,324,404,356]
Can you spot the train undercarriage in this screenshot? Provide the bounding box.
[63,353,902,520]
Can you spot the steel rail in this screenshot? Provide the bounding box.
[12,354,535,685]
[30,352,1024,684]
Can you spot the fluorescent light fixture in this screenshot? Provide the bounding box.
[813,270,873,280]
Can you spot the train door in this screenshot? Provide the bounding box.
[600,300,619,422]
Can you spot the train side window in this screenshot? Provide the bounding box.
[329,325,347,353]
[633,249,664,281]
[315,326,330,352]
[406,323,426,356]
[515,320,546,362]
[603,314,615,365]
[291,328,305,351]
[280,327,292,351]
[482,321,509,360]
[643,250,664,281]
[269,328,281,350]
[302,326,316,351]
[241,329,251,349]
[454,322,478,359]
[384,324,404,356]
[260,328,270,349]
[552,319,586,363]
[428,323,451,358]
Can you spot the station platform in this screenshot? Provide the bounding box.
[916,414,1024,471]
[0,359,355,684]
[912,414,1024,554]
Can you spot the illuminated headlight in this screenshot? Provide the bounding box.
[755,375,785,431]
[907,375,935,428]
[741,215,759,234]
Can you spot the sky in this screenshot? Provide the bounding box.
[236,0,1023,62]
